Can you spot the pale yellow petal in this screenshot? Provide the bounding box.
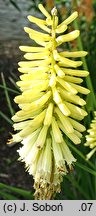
[52,87,62,104]
[68,117,86,132]
[58,120,81,144]
[18,58,51,68]
[56,30,80,46]
[60,51,88,58]
[63,75,83,84]
[64,101,88,119]
[20,73,48,81]
[70,82,90,95]
[36,125,48,148]
[58,102,71,116]
[55,107,74,133]
[24,51,50,60]
[18,66,49,74]
[22,91,51,111]
[61,68,89,77]
[56,24,67,34]
[60,141,76,164]
[54,64,65,77]
[56,77,77,94]
[44,103,54,126]
[58,87,86,106]
[38,4,51,19]
[86,147,96,160]
[28,15,46,25]
[52,116,63,143]
[51,131,65,168]
[53,50,82,68]
[36,23,51,33]
[19,46,47,53]
[24,27,50,39]
[57,11,78,28]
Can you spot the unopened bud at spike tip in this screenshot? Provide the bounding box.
[51,7,57,16]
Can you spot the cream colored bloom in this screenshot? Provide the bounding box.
[9,4,90,199]
[85,111,96,160]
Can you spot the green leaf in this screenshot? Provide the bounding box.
[0,111,13,125]
[0,84,20,94]
[76,162,96,176]
[65,174,90,199]
[1,73,15,116]
[0,183,34,200]
[9,0,21,11]
[0,191,17,200]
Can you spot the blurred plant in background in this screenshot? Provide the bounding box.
[0,0,96,200]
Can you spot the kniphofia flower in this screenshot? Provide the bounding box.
[9,4,90,199]
[85,111,96,160]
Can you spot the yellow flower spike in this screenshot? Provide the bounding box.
[10,4,90,199]
[85,112,96,160]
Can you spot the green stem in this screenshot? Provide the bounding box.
[1,73,15,116]
[0,84,20,94]
[76,162,96,177]
[65,174,90,199]
[0,111,13,125]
